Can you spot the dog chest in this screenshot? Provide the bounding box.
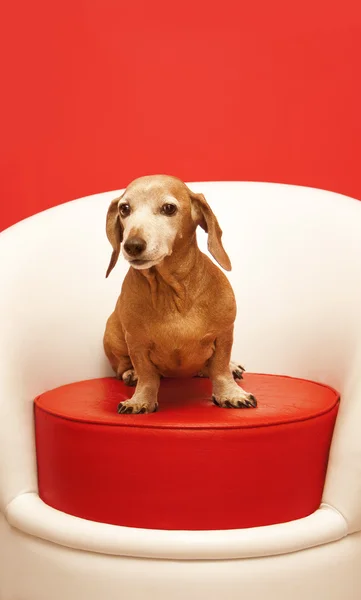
[144,323,216,377]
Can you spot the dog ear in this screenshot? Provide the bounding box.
[105,195,124,278]
[188,187,232,271]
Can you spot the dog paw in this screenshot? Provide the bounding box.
[121,369,138,387]
[212,385,257,409]
[195,370,208,378]
[230,361,245,380]
[195,362,245,380]
[117,398,158,414]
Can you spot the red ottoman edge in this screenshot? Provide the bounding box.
[34,374,339,530]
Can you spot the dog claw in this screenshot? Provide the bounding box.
[233,369,244,380]
[231,363,245,380]
[121,369,138,387]
[117,401,158,414]
[117,402,134,414]
[212,392,257,409]
[247,394,257,407]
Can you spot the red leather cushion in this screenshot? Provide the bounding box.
[34,374,339,530]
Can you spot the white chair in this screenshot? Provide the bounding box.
[1,182,361,600]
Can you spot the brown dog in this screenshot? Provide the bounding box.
[103,175,257,414]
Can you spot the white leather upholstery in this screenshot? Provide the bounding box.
[5,493,347,560]
[2,510,361,600]
[1,182,361,598]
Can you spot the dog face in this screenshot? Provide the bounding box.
[105,175,231,276]
[117,176,184,270]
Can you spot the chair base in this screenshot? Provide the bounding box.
[1,510,360,600]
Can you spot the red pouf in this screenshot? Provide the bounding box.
[34,374,339,530]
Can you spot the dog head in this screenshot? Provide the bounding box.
[105,175,231,277]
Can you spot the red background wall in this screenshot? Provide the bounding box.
[1,0,361,231]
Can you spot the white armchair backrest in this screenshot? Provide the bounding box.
[1,182,361,523]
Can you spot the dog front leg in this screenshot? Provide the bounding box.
[117,343,160,415]
[208,328,257,409]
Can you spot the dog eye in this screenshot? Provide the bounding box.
[119,203,131,218]
[161,203,177,216]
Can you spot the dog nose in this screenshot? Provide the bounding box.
[124,237,147,257]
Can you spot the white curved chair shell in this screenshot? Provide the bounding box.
[1,182,361,599]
